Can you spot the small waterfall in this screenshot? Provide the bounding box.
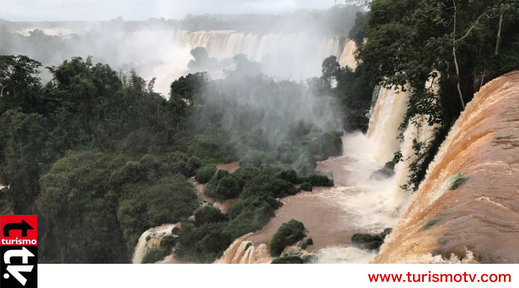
[215,234,272,264]
[132,223,179,264]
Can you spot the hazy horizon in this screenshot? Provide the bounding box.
[1,0,339,22]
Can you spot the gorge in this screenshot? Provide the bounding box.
[1,1,519,265]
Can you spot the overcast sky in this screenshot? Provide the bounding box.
[1,0,340,21]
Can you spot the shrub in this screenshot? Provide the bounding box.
[196,165,217,184]
[302,255,316,263]
[231,164,262,189]
[271,178,298,198]
[276,169,298,184]
[175,222,233,263]
[240,175,273,198]
[351,233,383,251]
[226,195,281,220]
[270,220,307,256]
[142,247,170,264]
[204,169,230,198]
[241,175,296,199]
[271,255,303,264]
[299,174,334,187]
[306,238,313,246]
[214,176,241,200]
[300,182,313,191]
[223,202,275,240]
[187,156,202,169]
[184,156,202,177]
[194,204,228,227]
[160,235,177,250]
[166,152,189,163]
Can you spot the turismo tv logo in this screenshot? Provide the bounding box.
[1,215,38,287]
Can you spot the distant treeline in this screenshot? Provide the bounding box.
[0,4,363,36]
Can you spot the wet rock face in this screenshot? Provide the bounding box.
[376,71,519,264]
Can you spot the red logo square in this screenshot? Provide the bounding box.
[0,215,38,246]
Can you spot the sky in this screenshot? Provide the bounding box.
[1,0,340,21]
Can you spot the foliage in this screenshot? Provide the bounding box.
[299,174,334,187]
[142,247,170,264]
[449,174,469,190]
[160,235,177,250]
[351,233,384,251]
[195,165,217,184]
[174,222,232,263]
[204,169,230,198]
[214,176,241,201]
[307,131,344,158]
[271,255,304,264]
[302,255,317,264]
[358,0,519,191]
[270,220,307,256]
[421,218,442,231]
[276,169,298,184]
[300,182,313,192]
[194,204,228,227]
[241,174,298,199]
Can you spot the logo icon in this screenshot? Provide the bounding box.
[1,215,37,288]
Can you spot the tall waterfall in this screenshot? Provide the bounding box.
[16,27,357,95]
[116,30,357,93]
[375,71,519,263]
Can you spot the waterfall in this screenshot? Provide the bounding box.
[173,30,350,79]
[367,86,411,163]
[215,234,272,264]
[339,39,358,70]
[376,71,519,263]
[14,27,356,96]
[132,223,179,264]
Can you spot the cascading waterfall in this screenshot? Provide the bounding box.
[339,39,358,70]
[16,27,357,95]
[132,223,179,264]
[375,71,519,264]
[215,234,272,264]
[367,86,411,163]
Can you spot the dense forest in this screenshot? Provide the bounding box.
[1,0,518,264]
[0,53,345,263]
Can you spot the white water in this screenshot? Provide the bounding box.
[132,223,179,264]
[14,28,357,95]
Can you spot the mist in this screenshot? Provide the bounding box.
[0,5,361,96]
[1,0,339,21]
